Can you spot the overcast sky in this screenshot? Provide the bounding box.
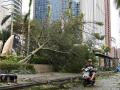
[110,0,120,47]
[22,0,120,47]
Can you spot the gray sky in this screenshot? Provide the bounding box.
[110,0,120,47]
[22,0,29,14]
[22,0,120,47]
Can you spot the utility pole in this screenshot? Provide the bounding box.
[27,0,32,56]
[10,13,13,35]
[27,17,31,56]
[93,0,95,33]
[61,0,64,32]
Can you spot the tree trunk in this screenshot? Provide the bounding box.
[18,45,44,64]
[27,19,31,55]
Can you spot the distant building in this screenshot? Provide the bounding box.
[104,0,111,48]
[33,0,48,20]
[80,0,106,46]
[79,0,112,68]
[33,0,111,48]
[33,0,80,21]
[80,0,111,48]
[72,1,80,16]
[0,0,22,29]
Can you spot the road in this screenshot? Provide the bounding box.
[70,73,120,90]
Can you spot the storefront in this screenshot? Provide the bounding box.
[95,53,113,68]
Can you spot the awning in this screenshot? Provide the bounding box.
[95,53,113,59]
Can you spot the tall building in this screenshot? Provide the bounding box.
[0,0,22,29]
[33,0,111,48]
[33,0,48,20]
[104,0,111,48]
[33,0,80,21]
[80,0,111,48]
[80,0,112,67]
[72,0,80,16]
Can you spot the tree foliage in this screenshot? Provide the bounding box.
[22,13,97,72]
[101,45,111,54]
[1,15,11,26]
[93,33,104,40]
[115,0,120,9]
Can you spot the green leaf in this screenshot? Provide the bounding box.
[93,33,104,40]
[115,0,120,9]
[1,15,11,25]
[95,22,103,26]
[100,35,105,40]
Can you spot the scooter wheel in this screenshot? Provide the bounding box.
[91,81,95,86]
[83,81,87,87]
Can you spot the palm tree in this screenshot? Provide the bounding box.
[1,15,11,26]
[114,0,120,9]
[1,15,11,45]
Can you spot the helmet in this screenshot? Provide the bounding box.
[88,59,92,62]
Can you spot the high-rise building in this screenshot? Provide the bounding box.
[80,0,111,48]
[72,1,80,16]
[0,0,22,29]
[33,0,48,20]
[33,0,80,21]
[104,0,111,48]
[80,0,112,67]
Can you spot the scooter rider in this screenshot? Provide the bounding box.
[85,59,96,81]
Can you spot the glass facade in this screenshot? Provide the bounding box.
[72,1,80,16]
[34,0,49,20]
[33,0,80,21]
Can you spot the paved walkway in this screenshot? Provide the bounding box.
[0,72,118,90]
[18,73,81,83]
[71,73,120,90]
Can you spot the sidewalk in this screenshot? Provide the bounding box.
[0,72,115,90]
[18,73,82,83]
[0,73,82,90]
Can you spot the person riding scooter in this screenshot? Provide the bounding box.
[82,59,96,86]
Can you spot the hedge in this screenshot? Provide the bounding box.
[0,63,36,74]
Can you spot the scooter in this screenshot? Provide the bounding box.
[82,67,95,87]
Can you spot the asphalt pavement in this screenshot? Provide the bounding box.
[70,73,120,90]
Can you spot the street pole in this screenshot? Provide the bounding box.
[93,0,95,32]
[10,13,13,35]
[27,18,30,56]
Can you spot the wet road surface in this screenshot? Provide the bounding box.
[71,73,120,90]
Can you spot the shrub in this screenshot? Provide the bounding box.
[0,55,21,64]
[29,56,51,64]
[51,44,96,73]
[0,55,35,74]
[98,67,114,71]
[0,63,36,74]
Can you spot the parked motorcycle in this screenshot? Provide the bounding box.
[82,67,95,87]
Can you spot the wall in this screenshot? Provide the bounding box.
[33,64,53,73]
